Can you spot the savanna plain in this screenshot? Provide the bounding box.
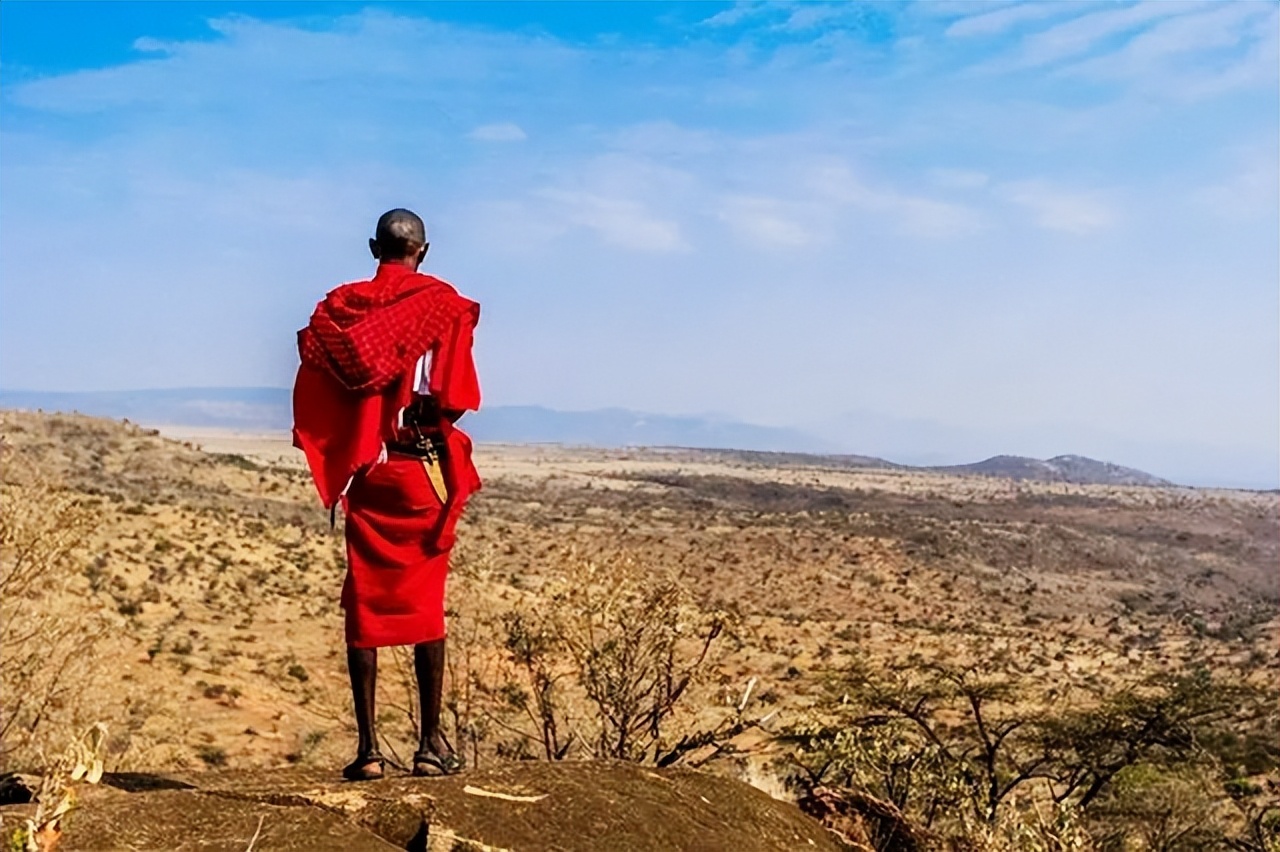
[2,410,1276,850]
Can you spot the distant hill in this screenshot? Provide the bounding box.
[932,454,1172,486]
[0,388,1173,486]
[647,447,1173,487]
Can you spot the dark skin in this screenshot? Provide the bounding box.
[345,238,462,777]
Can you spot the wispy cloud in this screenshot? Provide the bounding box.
[945,2,1078,39]
[1197,148,1279,222]
[1061,3,1278,98]
[607,121,718,157]
[930,168,991,190]
[718,195,816,248]
[539,189,686,252]
[701,3,759,29]
[1011,2,1202,69]
[999,180,1117,234]
[810,163,984,238]
[701,1,866,34]
[468,122,527,142]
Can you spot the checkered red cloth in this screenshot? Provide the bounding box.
[292,262,481,510]
[298,264,475,392]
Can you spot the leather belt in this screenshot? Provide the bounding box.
[386,437,449,504]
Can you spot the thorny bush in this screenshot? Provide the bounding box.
[0,450,109,771]
[479,548,731,763]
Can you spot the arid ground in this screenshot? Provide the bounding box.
[4,411,1274,777]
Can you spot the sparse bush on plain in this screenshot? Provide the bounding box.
[194,743,227,767]
[0,451,110,771]
[784,651,1279,851]
[459,548,730,764]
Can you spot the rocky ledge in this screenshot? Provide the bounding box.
[3,760,842,852]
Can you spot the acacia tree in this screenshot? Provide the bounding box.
[789,654,1054,826]
[787,655,1274,847]
[1042,668,1263,809]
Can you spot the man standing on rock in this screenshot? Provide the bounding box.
[293,208,481,780]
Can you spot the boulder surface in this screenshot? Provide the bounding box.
[10,761,842,851]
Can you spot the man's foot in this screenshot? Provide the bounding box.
[411,750,464,777]
[341,752,385,782]
[412,735,464,777]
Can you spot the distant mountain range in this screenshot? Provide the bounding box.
[0,387,292,431]
[0,387,1173,487]
[0,388,818,454]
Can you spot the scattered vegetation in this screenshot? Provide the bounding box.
[784,653,1279,850]
[480,548,730,762]
[1,410,1276,852]
[0,451,109,769]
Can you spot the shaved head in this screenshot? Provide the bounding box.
[373,208,427,260]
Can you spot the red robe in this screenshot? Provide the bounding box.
[292,263,481,648]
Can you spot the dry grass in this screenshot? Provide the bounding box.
[0,449,112,769]
[1,410,1276,847]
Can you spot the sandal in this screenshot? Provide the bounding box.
[342,752,385,782]
[412,747,464,777]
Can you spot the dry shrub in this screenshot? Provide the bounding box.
[442,606,498,768]
[0,451,109,770]
[553,551,725,761]
[468,547,729,763]
[959,801,1096,852]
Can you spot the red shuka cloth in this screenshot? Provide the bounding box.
[292,263,482,647]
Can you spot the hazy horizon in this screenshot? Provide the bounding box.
[2,2,1276,489]
[0,384,1273,489]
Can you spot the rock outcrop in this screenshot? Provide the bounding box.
[7,761,842,852]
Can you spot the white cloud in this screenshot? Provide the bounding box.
[778,4,847,32]
[10,11,579,115]
[701,1,854,33]
[1197,150,1279,222]
[538,189,686,253]
[1007,1,1205,69]
[718,196,815,248]
[945,2,1078,39]
[607,121,717,157]
[468,122,527,142]
[810,163,984,238]
[131,36,175,53]
[999,180,1117,234]
[1062,3,1278,97]
[702,3,761,28]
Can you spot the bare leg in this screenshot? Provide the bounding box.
[414,639,450,756]
[412,639,462,774]
[346,647,382,765]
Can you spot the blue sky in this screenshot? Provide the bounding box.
[1,1,1276,486]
